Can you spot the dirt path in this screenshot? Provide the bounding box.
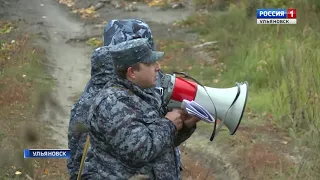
[34,0,93,147]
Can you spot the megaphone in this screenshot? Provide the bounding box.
[160,73,248,136]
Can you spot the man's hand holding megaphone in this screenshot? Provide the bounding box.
[165,109,184,130]
[181,110,201,128]
[165,109,201,130]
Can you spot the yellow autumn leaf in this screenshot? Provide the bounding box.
[44,168,49,175]
[148,0,165,7]
[84,6,95,14]
[72,6,97,18]
[58,0,75,8]
[86,38,103,48]
[0,22,14,34]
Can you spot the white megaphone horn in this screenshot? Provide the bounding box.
[160,73,249,138]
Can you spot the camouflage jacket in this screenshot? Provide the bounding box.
[81,77,196,180]
[67,46,113,179]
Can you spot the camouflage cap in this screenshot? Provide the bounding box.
[103,19,155,50]
[109,38,164,68]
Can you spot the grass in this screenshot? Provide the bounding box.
[174,1,320,129]
[0,21,68,179]
[157,0,320,179]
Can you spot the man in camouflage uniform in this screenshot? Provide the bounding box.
[81,38,200,180]
[67,19,165,180]
[104,19,184,174]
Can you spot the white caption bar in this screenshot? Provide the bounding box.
[257,19,296,24]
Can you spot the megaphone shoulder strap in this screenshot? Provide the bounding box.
[210,83,241,141]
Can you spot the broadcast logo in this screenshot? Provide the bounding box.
[24,149,71,159]
[256,8,296,24]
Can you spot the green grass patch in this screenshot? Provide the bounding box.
[178,1,320,129]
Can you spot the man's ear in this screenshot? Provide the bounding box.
[127,67,136,79]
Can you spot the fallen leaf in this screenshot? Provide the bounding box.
[148,0,165,7]
[0,21,14,34]
[73,6,97,19]
[58,0,75,8]
[86,38,103,48]
[44,168,49,175]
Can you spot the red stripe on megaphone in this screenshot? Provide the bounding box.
[171,77,197,102]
